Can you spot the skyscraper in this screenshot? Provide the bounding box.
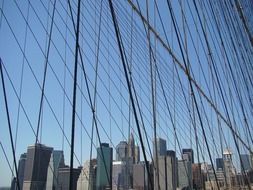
[77,159,97,190]
[240,154,252,171]
[177,159,192,189]
[116,141,128,161]
[192,163,205,190]
[182,148,194,164]
[112,161,128,190]
[56,166,81,190]
[133,161,151,190]
[154,153,177,190]
[46,150,65,190]
[96,143,113,190]
[11,153,27,190]
[153,137,167,158]
[153,137,167,190]
[23,143,53,190]
[166,150,177,190]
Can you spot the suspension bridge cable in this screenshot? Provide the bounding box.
[166,0,221,189]
[35,0,57,144]
[0,59,20,190]
[108,0,153,188]
[12,0,30,176]
[68,0,81,189]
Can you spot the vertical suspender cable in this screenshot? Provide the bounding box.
[0,59,20,190]
[69,0,81,189]
[146,1,160,190]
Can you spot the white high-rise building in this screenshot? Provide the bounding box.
[77,159,97,190]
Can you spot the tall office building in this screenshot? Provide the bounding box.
[153,137,167,158]
[133,162,151,190]
[240,154,252,171]
[154,154,177,190]
[56,166,81,190]
[112,161,129,190]
[182,148,194,164]
[46,150,65,190]
[11,153,27,190]
[153,137,167,190]
[116,141,128,161]
[96,143,113,190]
[177,159,192,189]
[166,150,177,190]
[77,159,97,190]
[23,143,53,190]
[192,163,204,190]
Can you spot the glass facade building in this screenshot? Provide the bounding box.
[96,143,112,190]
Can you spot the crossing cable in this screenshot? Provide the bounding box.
[194,0,237,172]
[159,0,218,158]
[35,0,57,144]
[0,59,20,190]
[209,0,253,144]
[123,0,199,186]
[65,0,206,148]
[0,0,3,29]
[0,63,91,189]
[190,0,223,157]
[0,141,14,177]
[185,0,252,154]
[108,0,153,188]
[166,0,220,189]
[12,0,30,175]
[116,0,217,160]
[145,1,160,190]
[126,0,252,153]
[82,0,154,163]
[220,0,253,87]
[196,0,251,159]
[0,6,115,187]
[149,0,212,187]
[88,1,103,189]
[205,0,253,186]
[68,0,81,189]
[192,0,251,188]
[176,0,223,162]
[67,0,113,187]
[205,0,253,135]
[12,0,223,166]
[134,0,194,187]
[19,0,215,160]
[220,0,253,142]
[62,1,68,151]
[114,0,155,175]
[234,0,253,47]
[182,0,251,156]
[4,2,219,186]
